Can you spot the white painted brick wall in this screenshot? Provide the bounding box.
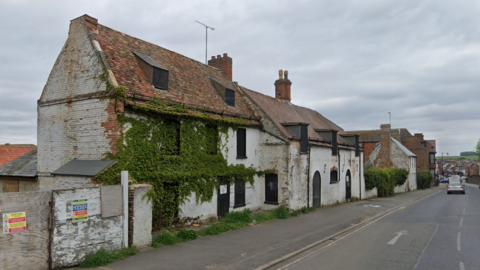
[130,184,153,249]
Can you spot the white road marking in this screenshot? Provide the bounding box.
[457,232,461,251]
[463,208,466,215]
[363,204,381,208]
[459,217,464,227]
[387,230,408,245]
[459,261,465,270]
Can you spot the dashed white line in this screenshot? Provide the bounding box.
[459,261,465,270]
[457,232,461,251]
[459,217,464,227]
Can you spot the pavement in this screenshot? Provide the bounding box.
[80,186,443,270]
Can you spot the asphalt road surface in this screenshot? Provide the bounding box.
[272,183,480,270]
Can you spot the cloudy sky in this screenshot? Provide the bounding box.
[1,0,479,156]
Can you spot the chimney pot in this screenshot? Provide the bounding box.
[285,70,289,80]
[223,53,228,57]
[211,56,215,60]
[279,69,283,80]
[217,55,221,59]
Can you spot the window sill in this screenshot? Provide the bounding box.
[329,181,339,184]
[236,156,248,159]
[264,201,279,205]
[233,204,246,209]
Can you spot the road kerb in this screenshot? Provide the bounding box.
[254,188,442,270]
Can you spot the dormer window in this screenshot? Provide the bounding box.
[132,51,169,90]
[282,122,309,153]
[225,89,235,106]
[316,129,338,156]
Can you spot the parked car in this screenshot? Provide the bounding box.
[440,178,449,184]
[447,182,465,194]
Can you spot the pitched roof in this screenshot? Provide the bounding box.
[391,138,416,157]
[0,149,37,178]
[240,87,351,146]
[345,130,381,142]
[0,144,37,167]
[79,15,258,123]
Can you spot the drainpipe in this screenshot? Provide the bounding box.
[307,143,311,208]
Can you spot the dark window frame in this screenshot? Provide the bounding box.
[265,174,279,204]
[237,128,247,159]
[234,178,246,208]
[225,88,235,107]
[330,170,338,184]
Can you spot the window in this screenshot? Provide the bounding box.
[206,125,218,155]
[237,128,247,158]
[234,179,246,208]
[225,89,235,106]
[330,170,338,184]
[429,153,435,164]
[153,67,169,90]
[265,174,278,204]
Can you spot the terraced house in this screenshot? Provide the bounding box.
[38,15,366,227]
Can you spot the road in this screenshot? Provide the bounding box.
[271,183,480,270]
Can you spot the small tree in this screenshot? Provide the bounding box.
[476,139,480,161]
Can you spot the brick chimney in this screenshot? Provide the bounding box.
[208,53,232,80]
[377,124,392,168]
[275,70,292,102]
[414,133,424,141]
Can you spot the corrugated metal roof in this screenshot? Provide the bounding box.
[391,138,416,157]
[0,149,37,178]
[52,160,116,177]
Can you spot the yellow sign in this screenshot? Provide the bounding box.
[7,212,26,219]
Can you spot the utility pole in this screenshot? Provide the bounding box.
[195,21,215,64]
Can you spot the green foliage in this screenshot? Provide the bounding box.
[152,229,199,247]
[385,168,409,186]
[417,171,432,189]
[96,109,263,229]
[251,212,277,223]
[476,139,480,161]
[152,230,178,247]
[175,229,198,242]
[272,205,290,219]
[460,151,476,157]
[78,247,139,268]
[221,209,253,224]
[364,168,396,197]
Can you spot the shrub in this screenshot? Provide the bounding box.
[221,209,253,224]
[273,205,290,219]
[386,168,409,186]
[364,168,395,197]
[417,171,432,189]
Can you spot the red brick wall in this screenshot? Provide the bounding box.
[363,142,376,161]
[0,145,36,166]
[403,137,429,172]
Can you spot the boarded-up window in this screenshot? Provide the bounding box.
[225,89,235,106]
[234,179,246,208]
[153,67,169,90]
[265,174,278,204]
[2,180,19,193]
[237,128,246,158]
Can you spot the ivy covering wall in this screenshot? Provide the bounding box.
[364,168,409,197]
[96,97,262,229]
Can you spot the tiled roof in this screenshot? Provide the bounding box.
[345,130,381,142]
[0,144,37,167]
[0,149,37,178]
[240,87,351,146]
[80,15,258,122]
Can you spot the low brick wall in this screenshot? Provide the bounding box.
[128,184,153,248]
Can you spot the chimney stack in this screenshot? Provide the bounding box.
[275,70,292,102]
[378,124,392,168]
[208,53,232,80]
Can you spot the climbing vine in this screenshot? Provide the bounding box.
[96,97,262,229]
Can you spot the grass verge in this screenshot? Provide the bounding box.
[78,246,139,268]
